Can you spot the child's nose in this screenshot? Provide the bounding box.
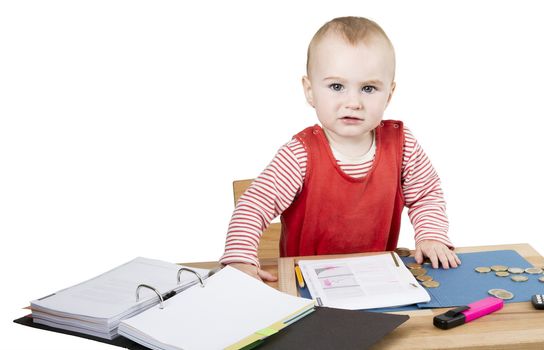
[345,90,363,110]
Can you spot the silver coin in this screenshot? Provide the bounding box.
[539,276,544,283]
[511,275,529,282]
[491,265,508,272]
[507,267,524,274]
[494,290,514,300]
[495,271,510,277]
[488,288,503,297]
[525,267,543,274]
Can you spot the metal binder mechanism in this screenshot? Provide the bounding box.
[136,284,165,309]
[177,267,206,287]
[134,268,207,310]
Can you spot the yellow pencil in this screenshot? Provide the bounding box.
[295,265,305,288]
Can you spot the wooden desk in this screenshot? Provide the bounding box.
[186,243,544,350]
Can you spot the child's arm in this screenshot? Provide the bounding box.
[402,128,460,268]
[219,140,306,276]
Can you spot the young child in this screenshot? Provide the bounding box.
[220,16,461,281]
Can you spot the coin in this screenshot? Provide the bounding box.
[525,267,543,274]
[539,276,544,283]
[422,280,440,288]
[422,257,432,265]
[495,271,510,277]
[490,265,508,272]
[411,268,427,277]
[407,263,422,269]
[488,289,502,297]
[511,275,529,282]
[395,247,411,257]
[475,266,491,273]
[494,290,514,300]
[416,275,433,282]
[507,267,524,274]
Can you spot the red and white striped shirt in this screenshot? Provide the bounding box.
[220,127,452,266]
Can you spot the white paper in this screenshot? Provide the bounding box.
[118,266,315,350]
[298,253,430,310]
[30,257,210,339]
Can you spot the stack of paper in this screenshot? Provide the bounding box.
[118,266,316,350]
[30,257,210,339]
[299,253,430,310]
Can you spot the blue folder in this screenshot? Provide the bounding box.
[298,250,543,310]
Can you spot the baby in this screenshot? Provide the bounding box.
[220,16,460,281]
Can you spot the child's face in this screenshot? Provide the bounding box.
[303,34,396,142]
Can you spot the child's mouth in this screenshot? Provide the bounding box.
[340,116,364,122]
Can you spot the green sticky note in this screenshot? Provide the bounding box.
[256,328,278,337]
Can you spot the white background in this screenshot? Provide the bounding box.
[1,0,543,348]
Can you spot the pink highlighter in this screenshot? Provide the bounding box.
[434,297,504,329]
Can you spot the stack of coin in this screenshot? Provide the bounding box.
[407,263,422,270]
[411,267,427,277]
[395,247,411,257]
[405,262,440,288]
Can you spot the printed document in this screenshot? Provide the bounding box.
[298,253,430,310]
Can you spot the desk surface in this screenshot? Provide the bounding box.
[186,243,544,350]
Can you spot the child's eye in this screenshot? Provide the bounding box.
[329,83,344,92]
[362,86,376,93]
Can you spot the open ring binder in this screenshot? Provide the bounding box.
[136,284,165,309]
[177,267,205,287]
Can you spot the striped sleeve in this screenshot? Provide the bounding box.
[402,128,453,248]
[220,126,453,266]
[219,139,307,266]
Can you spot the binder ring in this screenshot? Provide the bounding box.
[136,284,165,309]
[177,267,205,287]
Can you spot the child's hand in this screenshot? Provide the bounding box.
[227,262,278,282]
[414,240,461,269]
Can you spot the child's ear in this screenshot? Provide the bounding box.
[386,81,396,107]
[302,76,315,108]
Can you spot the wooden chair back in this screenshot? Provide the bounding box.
[232,179,281,259]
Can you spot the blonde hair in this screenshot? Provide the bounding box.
[306,16,396,76]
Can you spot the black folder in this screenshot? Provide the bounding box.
[16,306,409,350]
[249,307,409,350]
[14,315,147,350]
